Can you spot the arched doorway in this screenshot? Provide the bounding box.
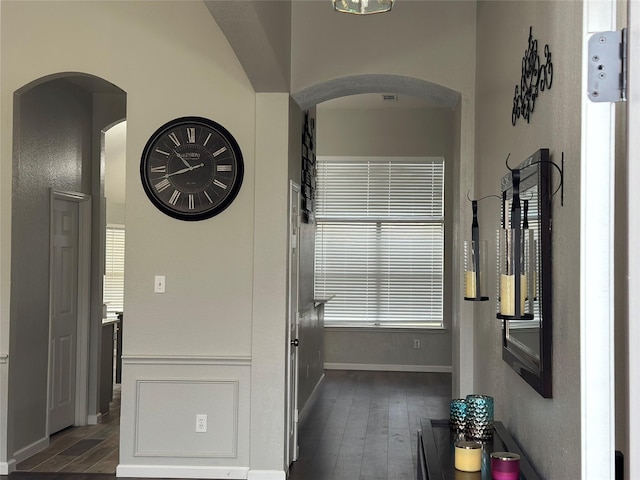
[291,73,472,394]
[287,74,474,474]
[8,72,126,472]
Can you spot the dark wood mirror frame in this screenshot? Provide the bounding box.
[500,148,553,398]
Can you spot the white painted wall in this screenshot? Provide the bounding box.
[0,0,267,475]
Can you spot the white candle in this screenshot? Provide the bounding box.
[500,274,527,316]
[455,441,482,472]
[465,271,477,298]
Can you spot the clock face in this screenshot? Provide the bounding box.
[140,116,244,221]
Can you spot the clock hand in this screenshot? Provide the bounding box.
[175,152,192,169]
[165,163,205,178]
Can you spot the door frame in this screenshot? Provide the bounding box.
[285,180,301,469]
[47,189,92,434]
[581,0,618,477]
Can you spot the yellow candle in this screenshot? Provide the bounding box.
[499,274,527,316]
[455,441,482,472]
[465,271,477,298]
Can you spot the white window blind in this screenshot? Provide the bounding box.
[104,225,125,319]
[314,157,444,327]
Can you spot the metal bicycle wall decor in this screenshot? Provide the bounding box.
[512,26,553,126]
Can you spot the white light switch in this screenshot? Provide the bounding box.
[154,275,166,293]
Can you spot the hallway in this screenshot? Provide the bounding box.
[288,370,451,480]
[14,387,120,474]
[3,370,450,480]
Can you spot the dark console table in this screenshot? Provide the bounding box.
[417,418,542,480]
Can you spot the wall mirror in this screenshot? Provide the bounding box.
[500,148,553,398]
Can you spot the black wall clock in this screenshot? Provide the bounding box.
[140,116,244,221]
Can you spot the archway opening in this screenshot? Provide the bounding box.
[10,72,126,474]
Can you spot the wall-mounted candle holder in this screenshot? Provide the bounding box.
[497,169,534,321]
[463,195,499,302]
[464,239,488,301]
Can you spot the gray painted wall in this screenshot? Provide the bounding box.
[473,2,582,478]
[290,105,326,413]
[10,79,94,453]
[316,107,454,370]
[8,78,126,458]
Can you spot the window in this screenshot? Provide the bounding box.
[314,156,444,328]
[104,225,125,319]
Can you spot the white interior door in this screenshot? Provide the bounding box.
[286,181,301,467]
[49,196,80,434]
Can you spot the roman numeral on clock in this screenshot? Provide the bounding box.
[188,194,195,210]
[186,128,196,144]
[155,178,170,192]
[217,165,232,172]
[168,132,180,147]
[213,147,227,157]
[150,165,166,173]
[213,179,227,190]
[169,189,181,206]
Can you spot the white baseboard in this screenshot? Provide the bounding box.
[87,413,100,425]
[298,372,325,425]
[13,435,49,464]
[116,464,249,479]
[324,362,453,373]
[247,470,286,480]
[0,458,16,475]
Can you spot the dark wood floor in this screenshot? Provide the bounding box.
[2,370,451,480]
[288,370,451,480]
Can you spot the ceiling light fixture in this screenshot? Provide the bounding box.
[333,0,394,15]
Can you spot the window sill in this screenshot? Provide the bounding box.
[324,325,448,333]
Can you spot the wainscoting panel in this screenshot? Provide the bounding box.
[119,355,251,474]
[135,379,238,457]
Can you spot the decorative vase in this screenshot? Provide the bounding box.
[449,398,468,433]
[465,394,494,440]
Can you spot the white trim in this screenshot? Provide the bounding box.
[12,435,48,464]
[76,194,91,426]
[47,190,92,433]
[0,459,16,475]
[134,379,239,458]
[324,363,453,373]
[298,372,325,425]
[581,1,617,479]
[116,464,249,479]
[247,470,286,480]
[0,354,7,364]
[122,355,251,366]
[285,180,301,468]
[324,326,448,333]
[87,413,101,425]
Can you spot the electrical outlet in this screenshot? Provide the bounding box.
[196,414,207,433]
[413,339,421,349]
[154,275,166,293]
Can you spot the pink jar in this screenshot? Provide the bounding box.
[490,452,520,480]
